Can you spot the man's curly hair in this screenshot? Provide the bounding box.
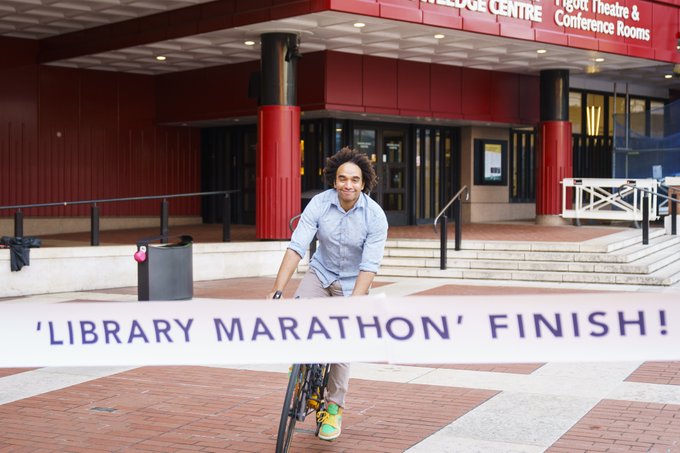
[324,147,378,194]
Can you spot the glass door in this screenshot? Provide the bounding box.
[381,130,407,225]
[414,126,459,224]
[352,125,409,225]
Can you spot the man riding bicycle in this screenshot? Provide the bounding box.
[268,146,388,441]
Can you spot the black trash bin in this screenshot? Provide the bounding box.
[136,235,193,301]
[0,236,41,272]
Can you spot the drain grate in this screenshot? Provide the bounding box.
[90,407,117,413]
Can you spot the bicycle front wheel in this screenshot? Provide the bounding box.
[275,364,304,453]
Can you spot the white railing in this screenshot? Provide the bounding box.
[561,178,659,222]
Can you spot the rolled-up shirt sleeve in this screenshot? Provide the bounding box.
[288,196,321,258]
[359,209,388,273]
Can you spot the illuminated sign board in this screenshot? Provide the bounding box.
[420,0,651,41]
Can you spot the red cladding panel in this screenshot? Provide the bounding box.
[461,68,491,120]
[519,74,540,124]
[397,60,430,112]
[0,37,38,68]
[298,51,326,108]
[491,72,519,122]
[430,65,461,115]
[156,61,258,123]
[325,51,363,107]
[380,3,423,22]
[422,10,463,29]
[328,0,380,15]
[256,105,301,239]
[626,0,652,47]
[363,56,398,110]
[652,3,678,52]
[272,0,313,19]
[500,23,535,40]
[536,121,572,216]
[567,34,599,50]
[0,57,38,211]
[534,29,569,46]
[462,15,500,35]
[2,64,200,218]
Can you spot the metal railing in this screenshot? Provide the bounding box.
[618,183,679,245]
[561,178,659,224]
[433,186,469,270]
[0,190,238,245]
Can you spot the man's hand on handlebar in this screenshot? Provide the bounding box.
[267,290,283,300]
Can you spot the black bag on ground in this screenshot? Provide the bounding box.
[1,236,42,272]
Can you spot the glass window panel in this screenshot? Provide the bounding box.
[389,167,404,189]
[353,128,376,160]
[415,129,421,218]
[608,95,626,137]
[569,91,582,135]
[650,100,665,138]
[434,130,440,214]
[586,93,605,136]
[335,122,344,152]
[382,193,403,211]
[424,129,431,219]
[629,98,646,136]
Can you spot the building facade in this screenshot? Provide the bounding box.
[1,0,679,238]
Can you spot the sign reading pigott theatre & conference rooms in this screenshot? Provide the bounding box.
[420,0,651,41]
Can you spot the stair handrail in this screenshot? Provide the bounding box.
[1,190,239,246]
[433,185,469,270]
[433,186,469,233]
[618,183,679,244]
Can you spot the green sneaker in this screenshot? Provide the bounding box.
[318,403,342,441]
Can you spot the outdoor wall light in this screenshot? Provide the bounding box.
[354,22,366,28]
[155,55,166,61]
[536,49,547,54]
[434,34,445,39]
[244,40,255,46]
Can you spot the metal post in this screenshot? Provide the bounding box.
[222,193,231,242]
[440,215,448,270]
[91,204,100,246]
[642,193,649,245]
[14,210,23,237]
[453,198,462,251]
[160,199,169,243]
[672,194,677,236]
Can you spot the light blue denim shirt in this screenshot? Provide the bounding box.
[288,188,388,296]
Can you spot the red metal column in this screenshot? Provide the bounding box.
[256,32,301,239]
[536,69,572,224]
[256,105,301,239]
[536,121,572,217]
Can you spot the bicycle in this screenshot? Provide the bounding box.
[273,291,332,453]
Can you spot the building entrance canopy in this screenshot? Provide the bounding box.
[1,0,679,91]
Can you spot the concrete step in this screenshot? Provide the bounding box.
[384,233,680,265]
[385,242,678,275]
[377,261,680,286]
[306,230,680,287]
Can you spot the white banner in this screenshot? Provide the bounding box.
[0,293,676,367]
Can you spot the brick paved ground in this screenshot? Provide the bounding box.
[1,277,679,452]
[548,400,680,453]
[2,223,679,452]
